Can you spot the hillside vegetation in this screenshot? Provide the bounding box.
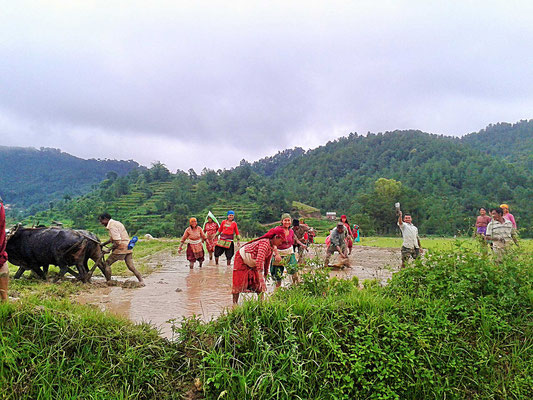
[0,146,139,214]
[4,121,533,237]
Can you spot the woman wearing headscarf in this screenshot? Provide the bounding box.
[232,231,283,304]
[215,210,240,266]
[267,213,307,287]
[179,218,207,269]
[500,204,517,229]
[340,215,354,255]
[203,211,219,261]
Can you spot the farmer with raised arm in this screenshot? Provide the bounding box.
[397,210,423,268]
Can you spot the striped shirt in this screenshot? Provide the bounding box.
[242,238,273,269]
[486,219,514,241]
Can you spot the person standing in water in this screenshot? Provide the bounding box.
[215,210,240,266]
[324,223,349,267]
[340,215,354,255]
[98,213,145,286]
[179,217,207,269]
[475,207,491,236]
[0,196,9,302]
[232,231,283,304]
[268,214,307,287]
[203,211,219,261]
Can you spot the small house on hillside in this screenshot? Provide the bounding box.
[326,212,336,220]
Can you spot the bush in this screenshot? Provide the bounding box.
[176,248,532,399]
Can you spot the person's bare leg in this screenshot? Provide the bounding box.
[125,254,145,285]
[215,256,219,265]
[258,292,264,302]
[189,262,194,269]
[291,272,299,284]
[232,293,239,304]
[275,280,282,289]
[208,251,213,260]
[198,261,203,268]
[227,258,231,267]
[0,270,8,302]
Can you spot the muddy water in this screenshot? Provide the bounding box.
[77,245,401,339]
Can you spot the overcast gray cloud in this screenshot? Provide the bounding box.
[1,1,532,171]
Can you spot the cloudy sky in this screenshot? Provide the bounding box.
[1,1,532,171]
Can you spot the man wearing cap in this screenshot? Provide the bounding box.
[397,211,423,268]
[215,210,240,266]
[0,196,9,302]
[98,213,145,286]
[324,222,350,267]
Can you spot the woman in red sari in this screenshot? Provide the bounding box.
[179,218,207,269]
[203,215,219,261]
[340,215,354,255]
[232,232,283,304]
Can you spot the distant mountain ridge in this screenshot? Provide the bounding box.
[0,146,140,213]
[20,120,533,237]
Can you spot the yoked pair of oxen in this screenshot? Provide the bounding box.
[6,226,107,283]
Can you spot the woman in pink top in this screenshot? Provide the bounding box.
[475,207,491,236]
[179,218,207,269]
[500,204,517,229]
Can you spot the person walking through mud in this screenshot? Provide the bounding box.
[232,231,283,304]
[340,215,354,255]
[203,212,219,261]
[0,196,9,302]
[485,207,518,260]
[214,210,240,266]
[397,211,423,268]
[475,207,491,237]
[324,222,350,267]
[292,219,311,263]
[267,214,307,287]
[179,218,207,269]
[98,213,145,286]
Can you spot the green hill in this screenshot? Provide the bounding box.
[0,146,139,214]
[8,121,533,237]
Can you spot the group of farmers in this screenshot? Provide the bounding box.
[0,196,521,305]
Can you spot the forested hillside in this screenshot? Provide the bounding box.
[19,123,533,237]
[462,120,533,164]
[0,146,139,213]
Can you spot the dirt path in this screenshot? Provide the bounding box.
[77,245,401,338]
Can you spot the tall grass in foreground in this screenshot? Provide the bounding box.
[1,246,531,399]
[176,248,532,399]
[0,298,188,400]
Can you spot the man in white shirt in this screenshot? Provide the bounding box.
[98,213,144,286]
[397,211,423,268]
[485,207,518,260]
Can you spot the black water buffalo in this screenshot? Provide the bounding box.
[6,227,105,282]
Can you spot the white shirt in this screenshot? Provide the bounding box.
[486,219,513,241]
[398,222,419,249]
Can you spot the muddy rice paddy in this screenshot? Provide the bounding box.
[77,244,401,338]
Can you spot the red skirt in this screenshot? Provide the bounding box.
[345,237,353,249]
[232,252,266,294]
[186,243,204,262]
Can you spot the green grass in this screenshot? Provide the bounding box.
[0,298,189,399]
[1,247,531,399]
[313,235,533,252]
[177,249,533,399]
